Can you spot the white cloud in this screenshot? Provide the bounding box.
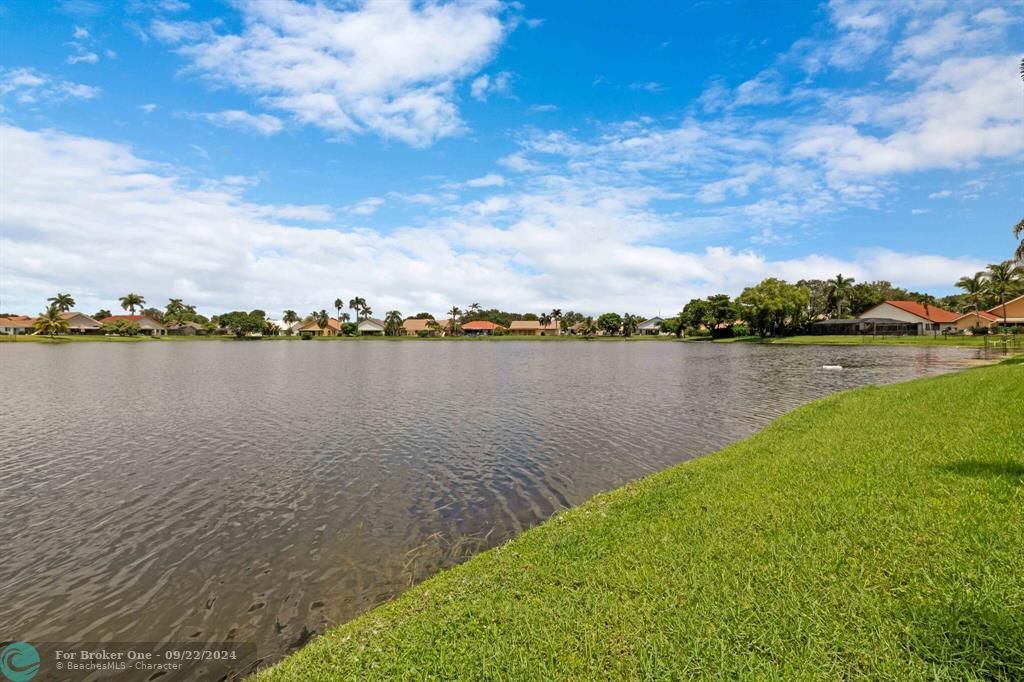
[196,109,284,136]
[0,67,100,103]
[528,104,558,113]
[139,103,157,114]
[72,26,90,40]
[155,0,510,146]
[470,70,512,101]
[67,52,99,64]
[628,81,665,93]
[349,197,386,216]
[466,173,505,188]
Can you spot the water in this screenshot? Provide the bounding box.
[0,340,984,672]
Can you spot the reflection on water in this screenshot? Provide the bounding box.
[0,340,982,670]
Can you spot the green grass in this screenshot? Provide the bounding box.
[254,361,1024,680]
[766,334,1003,347]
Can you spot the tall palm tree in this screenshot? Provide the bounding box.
[334,298,344,322]
[34,305,70,338]
[447,306,462,336]
[360,302,372,320]
[47,293,75,312]
[282,310,299,325]
[539,313,552,334]
[550,308,563,335]
[384,310,403,336]
[349,297,367,322]
[985,261,1022,330]
[826,274,855,318]
[119,293,145,315]
[1014,217,1023,263]
[955,272,988,330]
[340,312,351,324]
[315,309,330,336]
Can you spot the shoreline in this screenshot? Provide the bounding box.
[251,358,1023,679]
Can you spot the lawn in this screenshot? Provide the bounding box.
[254,360,1023,680]
[766,334,1005,348]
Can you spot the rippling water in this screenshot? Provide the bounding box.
[0,340,983,673]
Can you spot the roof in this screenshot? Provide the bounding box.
[462,320,503,331]
[358,318,385,329]
[877,300,959,323]
[988,293,1024,314]
[508,320,541,330]
[298,317,340,331]
[952,310,1000,322]
[402,318,434,332]
[167,320,204,329]
[0,315,36,328]
[638,317,664,328]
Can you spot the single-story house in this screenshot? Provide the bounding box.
[297,317,341,336]
[987,293,1024,327]
[357,318,386,335]
[99,314,167,336]
[462,320,505,336]
[637,317,664,335]
[402,318,436,336]
[166,320,205,335]
[60,311,103,334]
[951,310,1000,333]
[0,316,36,335]
[265,319,301,335]
[811,317,920,336]
[508,320,542,336]
[857,300,959,334]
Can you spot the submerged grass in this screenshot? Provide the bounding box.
[254,361,1024,680]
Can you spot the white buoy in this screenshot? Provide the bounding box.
[822,364,843,370]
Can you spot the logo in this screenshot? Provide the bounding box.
[0,642,39,682]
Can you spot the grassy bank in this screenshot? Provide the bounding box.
[766,334,1003,348]
[255,360,1023,680]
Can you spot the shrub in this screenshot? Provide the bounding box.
[300,332,313,340]
[417,330,429,338]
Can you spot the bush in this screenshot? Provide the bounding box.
[417,330,429,338]
[300,332,313,340]
[732,324,752,337]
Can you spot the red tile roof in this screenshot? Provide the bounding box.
[462,320,503,331]
[1,316,36,328]
[883,300,959,323]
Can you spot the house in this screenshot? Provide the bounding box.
[99,314,167,336]
[0,316,36,335]
[951,310,1000,333]
[857,300,959,334]
[811,317,920,336]
[508,320,542,336]
[357,318,386,335]
[297,317,341,336]
[461,320,505,336]
[60,312,102,334]
[402,318,436,336]
[637,317,664,335]
[987,293,1024,327]
[265,319,301,335]
[166,320,205,335]
[542,320,560,335]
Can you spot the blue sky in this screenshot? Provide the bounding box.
[1,0,1022,317]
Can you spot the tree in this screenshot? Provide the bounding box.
[621,313,640,337]
[1015,217,1023,263]
[165,298,185,323]
[315,309,330,335]
[48,293,75,312]
[33,305,70,338]
[282,310,299,325]
[219,310,268,337]
[119,293,145,315]
[550,309,563,336]
[426,319,443,336]
[93,309,111,321]
[826,274,855,318]
[706,294,738,335]
[955,272,988,330]
[466,302,482,321]
[447,306,463,336]
[579,316,597,338]
[349,297,367,322]
[985,260,1023,330]
[677,298,710,337]
[384,310,404,336]
[737,278,810,338]
[539,313,552,333]
[334,298,344,323]
[596,312,622,336]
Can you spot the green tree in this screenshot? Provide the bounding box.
[219,310,267,337]
[827,273,856,318]
[677,298,710,337]
[47,293,75,312]
[349,297,367,322]
[119,293,145,315]
[539,313,552,333]
[985,261,1023,330]
[550,309,563,336]
[1014,216,1023,263]
[580,316,597,338]
[93,309,111,321]
[955,272,988,330]
[621,313,640,337]
[737,278,810,338]
[33,305,70,338]
[384,310,404,336]
[706,294,739,333]
[334,298,344,323]
[596,312,622,336]
[283,310,299,325]
[315,309,331,335]
[447,306,463,336]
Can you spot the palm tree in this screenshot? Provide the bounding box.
[622,313,640,337]
[580,316,597,338]
[339,312,351,324]
[334,298,344,322]
[315,309,330,336]
[34,305,70,338]
[119,293,145,315]
[550,308,563,335]
[447,306,462,336]
[1014,217,1023,263]
[955,272,988,330]
[539,313,552,334]
[348,297,367,322]
[384,310,403,336]
[47,292,75,312]
[826,274,855,318]
[360,302,372,320]
[985,261,1022,331]
[282,310,299,325]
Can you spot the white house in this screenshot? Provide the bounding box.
[858,300,959,333]
[637,317,665,335]
[357,318,386,335]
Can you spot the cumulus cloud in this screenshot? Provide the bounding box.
[154,0,510,146]
[470,70,512,101]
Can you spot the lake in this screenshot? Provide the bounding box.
[0,340,985,672]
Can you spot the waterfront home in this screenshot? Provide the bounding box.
[462,320,505,336]
[0,316,36,335]
[297,317,340,336]
[987,293,1024,326]
[266,319,301,335]
[357,318,386,335]
[166,321,204,335]
[857,300,959,333]
[61,312,103,334]
[951,310,1000,332]
[401,318,435,336]
[508,320,542,336]
[811,317,919,335]
[99,314,167,336]
[638,317,664,335]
